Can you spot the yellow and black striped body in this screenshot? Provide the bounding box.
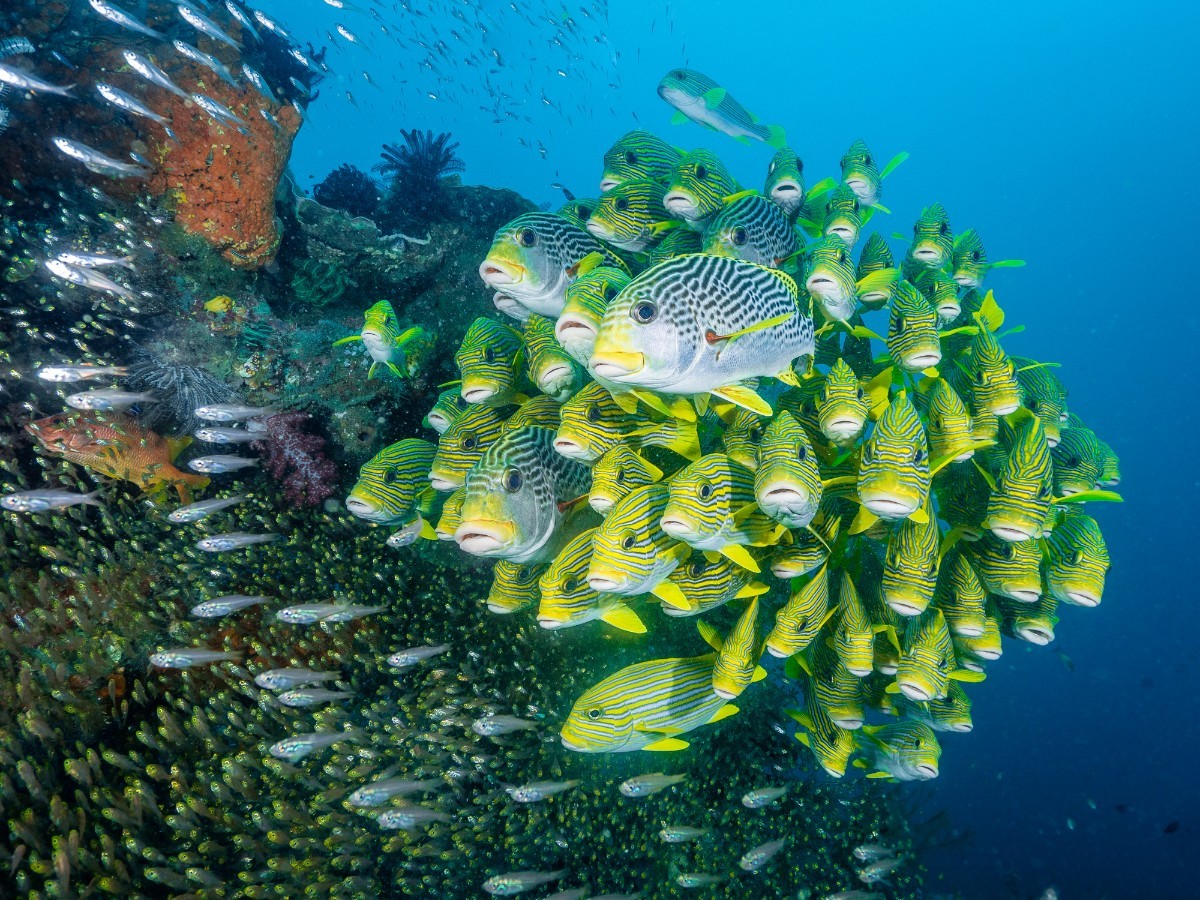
[1044,512,1109,607]
[345,438,438,525]
[487,560,549,614]
[429,403,510,491]
[857,392,931,520]
[755,411,823,529]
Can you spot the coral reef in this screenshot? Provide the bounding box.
[375,130,465,231]
[314,164,380,219]
[126,347,240,437]
[290,257,352,308]
[251,411,339,507]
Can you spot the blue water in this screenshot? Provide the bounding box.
[263,1,1197,895]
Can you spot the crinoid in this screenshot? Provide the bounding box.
[374,129,465,230]
[126,347,238,437]
[313,164,380,220]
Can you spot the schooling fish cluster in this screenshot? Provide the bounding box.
[342,123,1121,786]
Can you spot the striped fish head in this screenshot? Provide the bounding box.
[874,721,942,780]
[882,513,940,616]
[590,444,662,516]
[1005,593,1060,645]
[1013,360,1067,448]
[818,359,869,446]
[857,232,895,276]
[345,439,436,524]
[1045,513,1109,607]
[897,612,953,701]
[912,269,962,323]
[454,317,525,404]
[765,148,805,217]
[588,483,681,593]
[661,453,747,545]
[936,551,988,636]
[1050,426,1104,496]
[793,697,855,777]
[711,596,761,699]
[456,427,591,563]
[479,213,612,314]
[768,519,833,579]
[435,488,465,541]
[424,388,470,435]
[969,534,1043,603]
[664,150,739,227]
[555,382,628,462]
[985,416,1053,542]
[857,392,931,520]
[557,197,599,228]
[556,266,630,365]
[537,528,601,628]
[360,300,402,357]
[1096,440,1120,486]
[754,411,822,529]
[953,610,1003,664]
[926,682,974,732]
[429,404,507,491]
[812,655,865,729]
[656,67,715,110]
[600,129,682,191]
[839,139,882,207]
[646,226,705,265]
[665,553,740,616]
[504,395,563,433]
[887,281,942,372]
[804,235,858,321]
[586,179,670,251]
[702,195,795,267]
[906,203,954,271]
[765,565,830,657]
[720,407,767,471]
[834,575,875,677]
[487,560,548,614]
[925,378,975,462]
[820,183,863,249]
[560,667,644,751]
[523,316,587,401]
[951,228,988,288]
[966,327,1022,416]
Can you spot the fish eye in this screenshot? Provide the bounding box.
[837,250,847,265]
[484,347,496,364]
[1068,550,1081,566]
[931,416,941,430]
[1037,483,1050,499]
[462,433,478,451]
[615,467,626,483]
[861,444,873,463]
[604,285,618,301]
[852,199,860,212]
[768,161,777,175]
[915,737,923,748]
[694,164,708,180]
[615,197,629,211]
[797,445,807,461]
[625,150,638,165]
[1027,399,1039,412]
[913,447,925,464]
[971,250,981,261]
[621,533,636,550]
[913,224,920,235]
[975,370,985,385]
[1065,455,1080,467]
[517,567,533,583]
[586,404,603,423]
[383,469,398,485]
[631,300,658,324]
[578,204,593,218]
[863,154,872,166]
[939,222,949,235]
[749,426,764,442]
[563,576,579,592]
[519,228,538,247]
[688,560,706,577]
[1001,543,1015,559]
[586,706,603,719]
[856,386,865,400]
[893,315,906,332]
[503,468,523,492]
[732,227,748,246]
[928,559,938,575]
[698,483,714,500]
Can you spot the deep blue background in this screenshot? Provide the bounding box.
[262,1,1198,895]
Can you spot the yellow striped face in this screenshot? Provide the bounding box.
[556,266,631,366]
[435,487,465,541]
[586,178,671,252]
[790,694,856,777]
[809,641,865,729]
[1051,426,1104,496]
[985,416,1053,542]
[590,445,662,516]
[345,439,437,525]
[588,483,685,595]
[720,407,766,471]
[968,534,1042,604]
[821,183,863,249]
[425,387,470,434]
[556,382,639,462]
[662,453,761,549]
[882,510,940,616]
[897,611,955,702]
[1001,593,1060,646]
[664,149,739,228]
[455,317,526,405]
[933,464,990,539]
[766,565,831,658]
[522,315,587,402]
[665,552,764,618]
[487,560,548,614]
[833,573,874,677]
[429,404,508,491]
[1045,513,1109,607]
[755,411,822,529]
[925,378,975,463]
[906,202,953,271]
[561,655,727,752]
[538,528,606,628]
[818,359,868,446]
[600,130,682,191]
[934,551,988,637]
[711,597,761,699]
[953,608,1003,667]
[886,280,941,373]
[965,327,1021,416]
[858,392,930,520]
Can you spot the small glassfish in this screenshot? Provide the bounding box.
[37,364,129,382]
[852,843,896,864]
[376,806,451,829]
[618,772,686,797]
[676,873,725,888]
[0,60,74,96]
[276,688,355,707]
[348,777,443,808]
[87,0,164,39]
[253,668,339,691]
[659,825,710,843]
[190,594,269,617]
[274,603,348,624]
[195,532,279,552]
[55,251,135,270]
[194,426,260,444]
[190,93,249,129]
[471,714,538,737]
[194,403,276,422]
[320,604,385,623]
[739,838,786,871]
[187,455,259,473]
[122,49,189,99]
[45,258,138,297]
[268,729,361,762]
[386,644,450,668]
[150,648,242,668]
[65,389,155,411]
[1,488,101,512]
[167,493,247,523]
[224,1,260,41]
[483,870,568,896]
[177,3,242,50]
[741,785,789,808]
[505,779,579,802]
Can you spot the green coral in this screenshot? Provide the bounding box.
[291,258,352,308]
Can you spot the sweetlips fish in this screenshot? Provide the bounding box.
[663,551,768,617]
[645,225,705,265]
[833,572,887,678]
[769,511,839,579]
[984,412,1053,542]
[1044,512,1109,607]
[25,412,209,502]
[599,129,682,192]
[913,268,962,323]
[806,638,866,729]
[855,720,941,781]
[764,148,806,219]
[885,280,942,373]
[345,439,437,526]
[856,391,931,523]
[803,235,897,324]
[893,610,981,703]
[454,317,528,405]
[332,301,431,379]
[951,228,1024,290]
[588,444,664,516]
[1013,357,1068,447]
[585,178,675,253]
[429,404,510,491]
[522,315,588,402]
[455,426,594,564]
[933,551,988,637]
[424,387,470,434]
[839,140,908,210]
[561,653,740,753]
[765,564,835,658]
[478,212,624,317]
[702,193,799,268]
[554,382,699,464]
[557,197,598,228]
[922,377,976,463]
[896,680,974,733]
[881,503,941,616]
[903,202,954,276]
[754,410,823,529]
[661,149,741,231]
[486,560,549,614]
[856,233,896,308]
[536,527,646,633]
[589,255,814,413]
[1050,422,1105,496]
[502,395,563,433]
[815,182,866,249]
[719,407,766,471]
[555,263,631,367]
[657,68,786,149]
[699,596,767,700]
[1000,591,1060,645]
[967,532,1042,603]
[787,692,856,777]
[817,359,883,447]
[961,320,1022,416]
[435,487,466,541]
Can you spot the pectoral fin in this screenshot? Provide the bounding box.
[719,543,761,573]
[703,86,727,108]
[670,110,689,126]
[651,580,692,611]
[332,334,362,347]
[707,703,738,724]
[600,603,647,634]
[709,384,773,417]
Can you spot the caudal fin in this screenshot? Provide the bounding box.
[762,123,788,149]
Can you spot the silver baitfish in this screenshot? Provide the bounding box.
[194,532,280,552]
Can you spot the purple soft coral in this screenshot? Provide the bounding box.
[252,412,338,507]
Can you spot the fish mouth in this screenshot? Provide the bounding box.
[589,495,614,514]
[552,437,593,461]
[589,350,644,380]
[903,350,942,370]
[537,363,572,389]
[1057,484,1081,497]
[537,615,568,630]
[461,383,497,404]
[663,191,697,215]
[555,316,597,340]
[827,225,854,242]
[845,177,868,194]
[771,180,801,197]
[953,274,978,287]
[846,663,873,678]
[988,398,1020,416]
[427,471,462,492]
[1065,588,1100,607]
[936,302,961,319]
[806,275,836,294]
[713,686,737,700]
[1004,586,1041,604]
[344,496,384,520]
[860,493,919,520]
[585,220,614,241]
[1017,624,1054,645]
[586,571,626,593]
[487,602,519,614]
[560,733,585,751]
[824,416,863,441]
[989,522,1037,542]
[659,516,698,540]
[1046,435,1060,449]
[599,176,620,192]
[916,764,939,779]
[913,247,941,262]
[478,257,523,287]
[886,595,928,617]
[454,519,515,556]
[898,680,933,702]
[831,713,863,730]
